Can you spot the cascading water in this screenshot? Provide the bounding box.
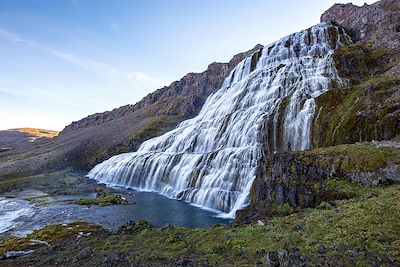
[88,22,352,218]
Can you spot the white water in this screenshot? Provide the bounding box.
[0,197,34,234]
[89,23,352,218]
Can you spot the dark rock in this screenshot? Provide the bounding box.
[212,246,224,254]
[316,244,326,254]
[161,223,174,230]
[104,251,128,266]
[176,257,192,266]
[75,247,93,261]
[337,243,348,253]
[291,247,300,254]
[266,251,280,267]
[321,0,400,76]
[288,253,305,266]
[224,233,233,239]
[234,142,400,225]
[293,224,303,233]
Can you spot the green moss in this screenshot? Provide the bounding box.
[0,169,95,195]
[333,41,394,83]
[304,143,399,172]
[76,192,130,206]
[313,77,400,147]
[2,184,400,265]
[276,203,295,215]
[0,222,102,254]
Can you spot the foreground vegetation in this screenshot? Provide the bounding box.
[0,168,96,195]
[1,180,399,266]
[75,189,131,206]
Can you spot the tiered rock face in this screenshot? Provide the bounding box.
[235,0,400,224]
[0,45,262,176]
[321,0,400,76]
[314,0,400,146]
[235,143,400,224]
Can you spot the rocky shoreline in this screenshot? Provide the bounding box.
[1,179,399,266]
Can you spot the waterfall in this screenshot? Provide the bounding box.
[88,22,352,218]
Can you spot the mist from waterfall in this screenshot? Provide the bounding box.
[88,22,352,218]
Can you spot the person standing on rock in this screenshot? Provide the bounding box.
[287,140,292,151]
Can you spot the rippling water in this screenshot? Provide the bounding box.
[0,197,34,234]
[0,191,229,236]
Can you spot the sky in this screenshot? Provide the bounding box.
[0,0,376,131]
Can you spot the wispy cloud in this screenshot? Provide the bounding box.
[0,86,29,97]
[50,50,120,75]
[0,28,27,43]
[0,27,172,90]
[110,23,127,37]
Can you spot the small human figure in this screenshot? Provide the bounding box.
[287,140,292,151]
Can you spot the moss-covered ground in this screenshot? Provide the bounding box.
[0,168,96,195]
[1,181,399,266]
[75,190,131,206]
[303,143,400,172]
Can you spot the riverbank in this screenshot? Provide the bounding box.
[1,181,399,266]
[0,189,229,238]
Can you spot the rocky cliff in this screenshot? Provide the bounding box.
[314,0,400,146]
[236,0,400,224]
[0,45,262,177]
[321,0,400,76]
[235,142,400,224]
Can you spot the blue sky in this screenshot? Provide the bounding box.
[0,0,375,131]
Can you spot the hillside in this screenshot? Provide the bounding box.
[0,45,262,177]
[0,128,58,154]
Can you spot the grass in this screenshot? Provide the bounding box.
[75,191,131,206]
[0,222,102,255]
[303,143,400,172]
[0,168,96,195]
[1,182,399,266]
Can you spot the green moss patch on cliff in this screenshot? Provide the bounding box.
[312,40,399,148]
[1,184,399,266]
[333,41,394,84]
[238,142,400,226]
[313,77,400,147]
[304,143,399,173]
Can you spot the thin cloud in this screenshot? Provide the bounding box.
[0,28,26,43]
[0,86,29,97]
[110,23,127,37]
[0,27,172,90]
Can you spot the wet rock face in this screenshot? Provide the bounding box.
[321,0,400,75]
[235,143,400,224]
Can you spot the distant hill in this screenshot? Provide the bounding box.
[0,128,58,153]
